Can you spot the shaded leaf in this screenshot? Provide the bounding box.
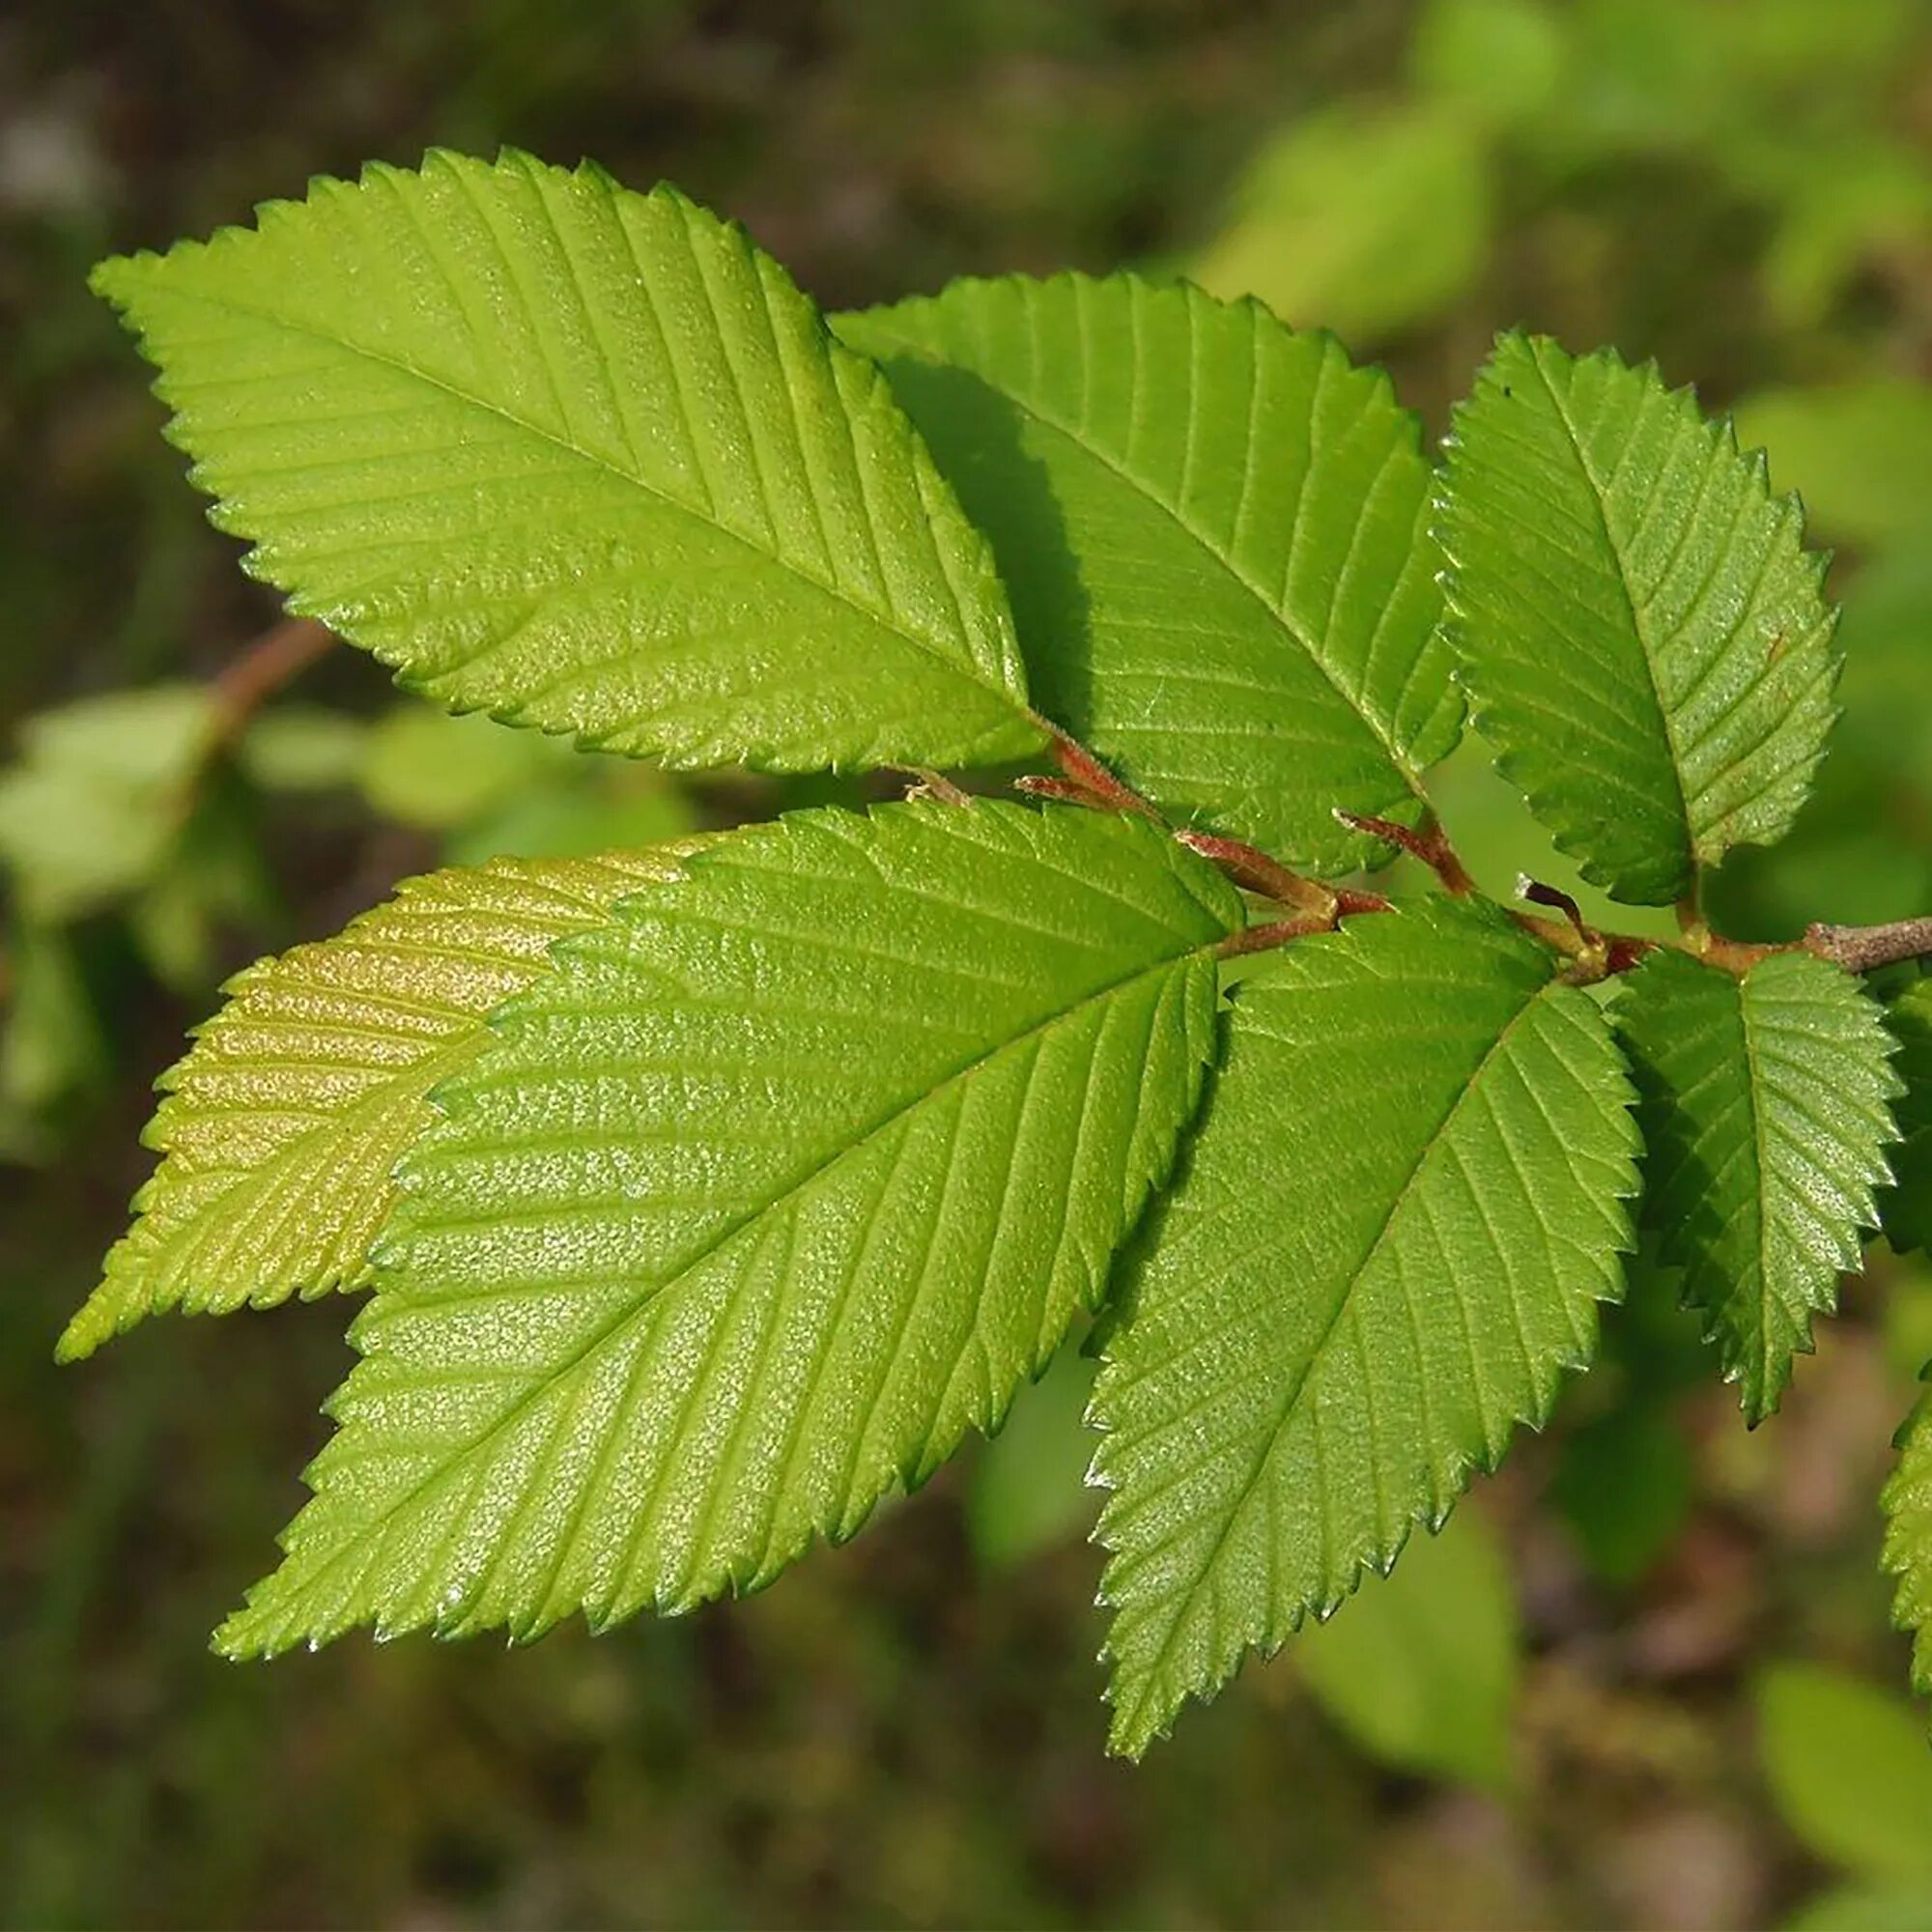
[1617,948,1899,1417]
[838,272,1459,873]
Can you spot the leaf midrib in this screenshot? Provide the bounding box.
[138,277,1036,724]
[1114,967,1550,1734]
[226,926,1224,1647]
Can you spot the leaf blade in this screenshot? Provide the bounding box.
[214,801,1240,1658]
[93,151,1042,775]
[1616,949,1899,1418]
[838,273,1460,873]
[1439,332,1838,903]
[1091,898,1637,1757]
[59,847,697,1362]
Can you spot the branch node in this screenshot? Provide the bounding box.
[1334,807,1475,895]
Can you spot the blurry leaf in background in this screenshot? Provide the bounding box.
[125,764,277,991]
[0,685,215,923]
[1190,102,1492,344]
[356,704,701,866]
[356,706,559,832]
[1756,1663,1932,1885]
[1787,1883,1932,1932]
[1295,1508,1520,1793]
[1733,383,1932,547]
[239,705,372,794]
[0,922,108,1164]
[1410,0,1564,128]
[967,1342,1096,1573]
[1762,149,1932,329]
[1551,1399,1694,1587]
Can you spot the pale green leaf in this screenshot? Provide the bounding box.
[837,273,1460,874]
[1617,949,1899,1418]
[967,1343,1097,1572]
[215,801,1240,1658]
[1295,1504,1520,1791]
[94,149,1042,776]
[0,685,216,922]
[1731,381,1932,545]
[1757,1663,1932,1882]
[1092,898,1637,1757]
[1189,105,1492,346]
[1440,332,1839,904]
[59,847,695,1362]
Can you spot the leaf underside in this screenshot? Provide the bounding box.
[838,273,1460,874]
[1617,949,1899,1420]
[1439,332,1838,905]
[1091,897,1638,1758]
[216,800,1240,1660]
[60,848,697,1362]
[93,149,1042,775]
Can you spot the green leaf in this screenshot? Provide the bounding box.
[1616,949,1899,1418]
[1757,1663,1932,1883]
[215,801,1240,1658]
[93,149,1042,776]
[1091,898,1638,1757]
[58,847,694,1362]
[1439,332,1839,904]
[1884,1378,1932,1705]
[1295,1505,1520,1791]
[1887,980,1932,1258]
[837,273,1460,874]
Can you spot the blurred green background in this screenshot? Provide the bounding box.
[5,2,1932,1926]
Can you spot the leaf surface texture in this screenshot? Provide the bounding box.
[1091,898,1637,1756]
[1617,949,1898,1418]
[838,274,1459,873]
[94,150,1041,774]
[217,801,1239,1658]
[60,849,692,1361]
[1439,332,1837,903]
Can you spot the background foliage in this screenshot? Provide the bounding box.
[5,1,1932,1925]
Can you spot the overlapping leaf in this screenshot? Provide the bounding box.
[60,848,696,1362]
[838,273,1460,873]
[1617,949,1899,1418]
[94,149,1042,774]
[216,801,1240,1659]
[1091,898,1637,1758]
[1439,332,1838,904]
